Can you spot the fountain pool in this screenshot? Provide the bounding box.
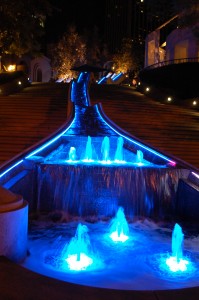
[21,217,199,291]
[1,67,199,298]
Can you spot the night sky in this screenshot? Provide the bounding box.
[45,0,106,43]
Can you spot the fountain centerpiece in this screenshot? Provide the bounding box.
[63,223,93,271]
[166,223,189,272]
[109,207,129,242]
[0,64,199,298]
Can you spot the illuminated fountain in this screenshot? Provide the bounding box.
[101,136,110,163]
[83,136,94,162]
[109,206,129,242]
[1,65,199,297]
[114,136,125,163]
[166,223,189,272]
[136,149,144,166]
[68,146,77,162]
[63,223,93,271]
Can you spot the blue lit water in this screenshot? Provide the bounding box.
[21,218,199,290]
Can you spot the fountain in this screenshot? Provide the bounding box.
[172,223,184,261]
[83,136,94,162]
[1,65,199,298]
[109,207,129,242]
[136,149,144,165]
[68,146,77,161]
[114,136,124,163]
[166,223,189,272]
[63,223,93,271]
[101,136,110,163]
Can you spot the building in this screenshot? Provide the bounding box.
[145,16,199,68]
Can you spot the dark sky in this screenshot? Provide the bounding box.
[45,0,106,43]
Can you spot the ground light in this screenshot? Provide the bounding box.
[167,97,172,102]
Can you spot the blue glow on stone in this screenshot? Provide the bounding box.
[0,160,23,178]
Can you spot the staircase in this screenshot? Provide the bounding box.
[0,82,69,165]
[90,84,199,170]
[0,82,199,170]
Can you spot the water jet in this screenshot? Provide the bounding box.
[1,66,199,299]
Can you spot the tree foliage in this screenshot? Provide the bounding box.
[112,38,135,74]
[50,25,87,81]
[0,0,52,56]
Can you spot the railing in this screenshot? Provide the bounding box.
[143,57,199,71]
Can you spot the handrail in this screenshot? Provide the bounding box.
[142,57,199,71]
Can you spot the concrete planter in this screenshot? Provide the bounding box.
[0,186,28,263]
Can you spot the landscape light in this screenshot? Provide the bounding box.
[7,65,16,72]
[193,100,197,106]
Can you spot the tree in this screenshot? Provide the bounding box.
[112,38,135,74]
[50,25,87,81]
[0,0,52,57]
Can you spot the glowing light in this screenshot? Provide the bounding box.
[192,172,199,179]
[165,223,189,273]
[193,100,197,106]
[114,159,126,164]
[112,72,123,81]
[100,160,112,165]
[166,256,189,272]
[68,146,76,161]
[146,87,150,92]
[0,160,23,178]
[109,207,129,243]
[167,97,172,102]
[63,223,93,271]
[7,65,16,72]
[82,159,94,163]
[135,162,144,166]
[65,159,79,164]
[18,81,22,85]
[65,253,93,271]
[110,231,129,243]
